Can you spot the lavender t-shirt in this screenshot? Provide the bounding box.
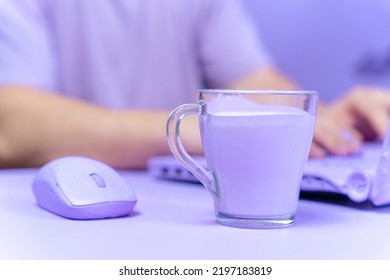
[0,0,272,109]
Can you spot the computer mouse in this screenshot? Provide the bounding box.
[32,156,137,220]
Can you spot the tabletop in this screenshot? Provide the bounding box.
[1,168,390,260]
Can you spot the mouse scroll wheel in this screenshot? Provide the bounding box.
[89,173,106,188]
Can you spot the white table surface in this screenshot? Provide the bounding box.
[1,168,390,260]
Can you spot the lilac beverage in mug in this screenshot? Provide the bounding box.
[202,101,315,219]
[167,90,318,229]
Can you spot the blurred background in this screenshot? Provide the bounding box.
[241,0,390,102]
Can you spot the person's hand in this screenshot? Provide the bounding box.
[310,108,362,157]
[326,86,390,140]
[310,86,390,158]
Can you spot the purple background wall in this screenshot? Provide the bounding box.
[241,0,390,102]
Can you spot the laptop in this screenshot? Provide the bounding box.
[148,140,390,207]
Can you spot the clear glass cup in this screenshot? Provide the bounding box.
[167,89,318,229]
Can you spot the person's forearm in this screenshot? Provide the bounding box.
[0,86,201,168]
[225,66,299,90]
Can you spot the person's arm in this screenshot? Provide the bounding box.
[0,85,202,168]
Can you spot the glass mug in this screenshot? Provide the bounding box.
[167,89,318,229]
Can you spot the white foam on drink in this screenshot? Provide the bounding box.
[207,94,308,116]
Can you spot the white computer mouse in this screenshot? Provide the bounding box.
[32,156,137,220]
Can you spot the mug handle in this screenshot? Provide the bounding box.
[166,103,216,195]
